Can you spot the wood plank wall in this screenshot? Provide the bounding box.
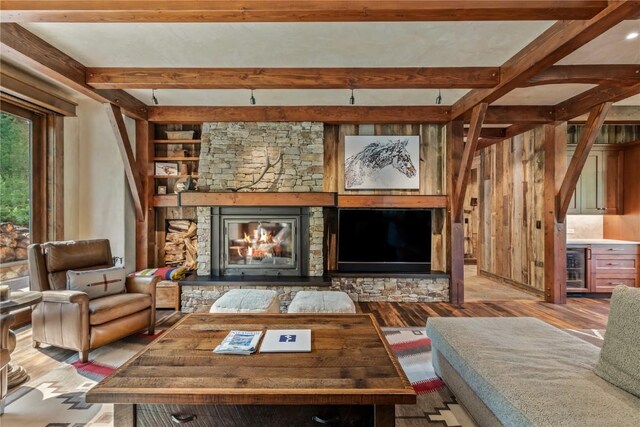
[463,157,480,262]
[323,124,447,271]
[478,127,546,292]
[604,143,640,242]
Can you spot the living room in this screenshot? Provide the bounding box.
[0,2,639,426]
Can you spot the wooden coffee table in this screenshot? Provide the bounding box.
[86,313,416,426]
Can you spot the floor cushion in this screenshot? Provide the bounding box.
[287,291,356,313]
[210,289,280,313]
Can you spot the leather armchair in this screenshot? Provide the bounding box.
[28,239,159,362]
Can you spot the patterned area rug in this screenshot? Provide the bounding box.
[383,327,477,427]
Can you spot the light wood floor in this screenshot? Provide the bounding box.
[464,265,539,301]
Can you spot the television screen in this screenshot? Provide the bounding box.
[338,209,431,272]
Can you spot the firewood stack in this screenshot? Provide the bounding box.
[0,222,30,263]
[164,220,197,270]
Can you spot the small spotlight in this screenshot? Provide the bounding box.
[151,89,159,105]
[250,89,256,105]
[435,89,442,105]
[349,89,355,105]
[626,32,639,40]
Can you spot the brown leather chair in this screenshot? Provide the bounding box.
[28,239,158,362]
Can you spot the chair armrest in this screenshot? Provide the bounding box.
[41,290,89,305]
[126,276,159,296]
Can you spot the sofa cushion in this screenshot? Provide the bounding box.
[89,293,152,326]
[426,317,640,427]
[287,291,356,313]
[595,286,640,398]
[210,289,280,313]
[67,266,126,299]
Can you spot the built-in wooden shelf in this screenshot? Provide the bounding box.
[153,194,178,207]
[154,157,200,161]
[179,191,337,207]
[153,139,201,144]
[337,195,448,208]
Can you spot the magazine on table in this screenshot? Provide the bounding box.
[259,329,312,353]
[213,330,263,355]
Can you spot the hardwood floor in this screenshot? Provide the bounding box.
[359,297,610,329]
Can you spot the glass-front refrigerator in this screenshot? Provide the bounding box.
[566,246,588,292]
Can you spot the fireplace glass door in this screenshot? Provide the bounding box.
[224,218,297,272]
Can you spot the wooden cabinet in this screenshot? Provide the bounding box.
[567,146,623,215]
[588,244,639,293]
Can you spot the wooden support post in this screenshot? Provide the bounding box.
[544,123,568,304]
[556,102,612,222]
[453,102,487,222]
[104,103,144,221]
[135,120,154,270]
[447,120,465,305]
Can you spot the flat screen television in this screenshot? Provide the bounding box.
[337,209,432,273]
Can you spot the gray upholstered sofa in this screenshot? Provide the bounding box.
[426,287,640,427]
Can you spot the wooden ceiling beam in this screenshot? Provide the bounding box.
[147,106,452,124]
[85,64,640,90]
[104,103,145,221]
[556,102,612,222]
[525,64,640,87]
[570,106,640,124]
[555,83,640,121]
[0,1,608,23]
[454,103,487,222]
[450,1,639,120]
[146,105,556,124]
[0,23,147,120]
[86,67,500,89]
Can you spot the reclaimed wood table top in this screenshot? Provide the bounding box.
[86,313,416,406]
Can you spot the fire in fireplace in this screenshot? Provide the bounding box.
[210,207,309,276]
[226,219,295,267]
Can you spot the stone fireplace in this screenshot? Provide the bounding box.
[195,122,325,277]
[179,121,450,312]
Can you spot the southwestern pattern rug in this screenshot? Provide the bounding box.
[1,322,474,427]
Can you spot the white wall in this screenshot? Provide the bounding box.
[63,99,137,272]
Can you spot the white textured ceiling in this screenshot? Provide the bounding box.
[17,20,640,106]
[23,22,554,67]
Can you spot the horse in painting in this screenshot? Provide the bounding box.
[345,139,417,188]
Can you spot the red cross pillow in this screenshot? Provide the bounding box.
[67,265,127,299]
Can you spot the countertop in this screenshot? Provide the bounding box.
[567,238,640,245]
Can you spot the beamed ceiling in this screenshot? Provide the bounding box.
[0,2,638,120]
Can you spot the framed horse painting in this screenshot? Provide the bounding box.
[344,135,420,190]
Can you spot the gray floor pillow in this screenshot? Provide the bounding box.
[595,286,640,398]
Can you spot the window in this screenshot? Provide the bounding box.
[0,102,48,289]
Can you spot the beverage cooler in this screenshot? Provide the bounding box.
[566,246,588,292]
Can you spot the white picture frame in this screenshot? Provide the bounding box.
[344,135,420,190]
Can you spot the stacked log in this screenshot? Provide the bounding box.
[0,222,30,263]
[164,220,197,270]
